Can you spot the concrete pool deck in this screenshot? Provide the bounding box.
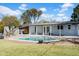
[4,34,79,44]
[4,34,79,39]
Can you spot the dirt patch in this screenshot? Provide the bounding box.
[8,40,36,44]
[53,41,75,46]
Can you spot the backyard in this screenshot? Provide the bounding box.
[0,40,79,56]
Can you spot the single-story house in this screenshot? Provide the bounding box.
[20,21,79,36]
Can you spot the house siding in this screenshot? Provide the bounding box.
[36,26,43,35]
[29,24,79,36]
[62,24,77,36]
[29,26,36,34]
[51,25,59,35]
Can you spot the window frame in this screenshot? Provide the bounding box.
[68,25,71,30]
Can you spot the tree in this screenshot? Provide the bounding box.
[30,8,38,23]
[0,21,4,33]
[21,10,31,24]
[21,8,42,24]
[2,16,20,36]
[2,16,20,27]
[71,4,79,22]
[36,10,42,22]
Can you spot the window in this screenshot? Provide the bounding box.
[61,25,63,30]
[57,25,60,30]
[35,26,36,33]
[57,25,63,30]
[47,27,49,33]
[44,27,45,34]
[68,25,71,29]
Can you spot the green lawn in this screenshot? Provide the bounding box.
[0,40,79,56]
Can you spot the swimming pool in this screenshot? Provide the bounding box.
[17,36,61,42]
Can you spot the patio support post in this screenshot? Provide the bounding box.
[21,30,23,34]
[43,26,44,35]
[59,25,61,36]
[49,25,52,36]
[77,24,79,35]
[29,26,30,35]
[29,26,31,35]
[36,26,37,35]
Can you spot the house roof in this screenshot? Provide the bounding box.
[60,21,79,25]
[20,21,79,28]
[30,21,79,26]
[29,22,61,26]
[19,24,29,29]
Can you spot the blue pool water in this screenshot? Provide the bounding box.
[17,36,60,42]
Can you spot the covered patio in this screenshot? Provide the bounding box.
[29,23,62,36]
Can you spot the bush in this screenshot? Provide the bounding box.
[38,40,43,43]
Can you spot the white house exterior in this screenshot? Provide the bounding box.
[29,21,79,36]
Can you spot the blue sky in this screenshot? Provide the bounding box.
[0,3,78,22]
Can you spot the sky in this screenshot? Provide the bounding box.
[0,3,78,22]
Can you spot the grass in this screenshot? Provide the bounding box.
[0,40,79,56]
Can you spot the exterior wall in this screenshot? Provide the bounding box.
[29,26,36,34]
[36,26,43,35]
[51,25,59,35]
[50,24,78,36]
[77,24,79,35]
[29,25,43,35]
[61,24,78,36]
[29,24,79,36]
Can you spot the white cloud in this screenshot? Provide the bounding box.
[19,4,27,10]
[15,10,22,15]
[0,6,22,17]
[59,3,74,13]
[62,3,74,8]
[41,13,54,18]
[39,8,47,12]
[39,13,55,21]
[62,16,71,20]
[40,13,70,22]
[21,4,27,7]
[39,3,74,22]
[56,16,71,21]
[59,8,68,13]
[57,13,65,16]
[39,4,74,22]
[54,3,74,21]
[53,8,59,11]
